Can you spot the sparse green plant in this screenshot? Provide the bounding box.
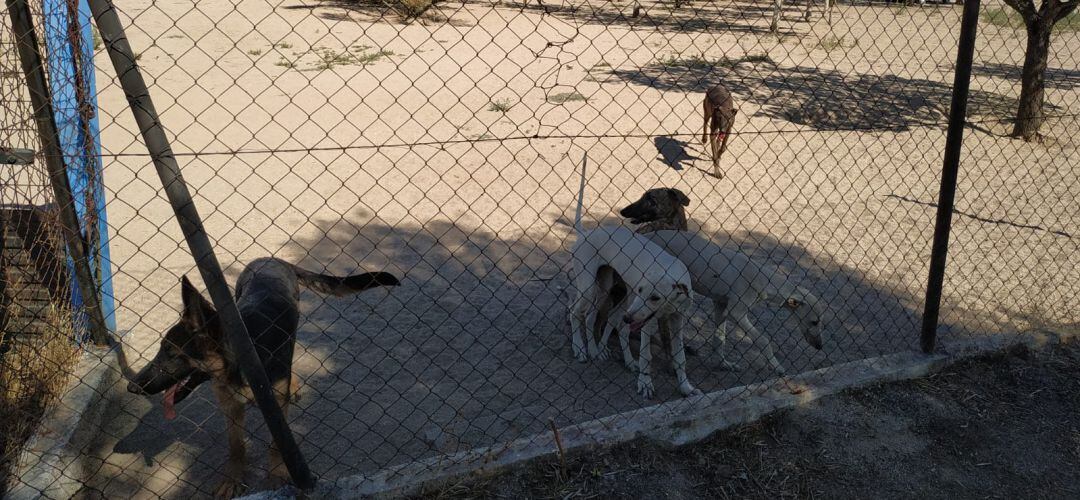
[658,53,774,69]
[275,58,296,69]
[817,35,855,51]
[548,91,587,104]
[247,48,262,56]
[274,42,293,49]
[313,49,352,70]
[488,99,513,113]
[355,49,394,65]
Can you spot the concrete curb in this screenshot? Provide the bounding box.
[7,345,120,500]
[241,328,1077,500]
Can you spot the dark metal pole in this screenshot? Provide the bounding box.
[7,0,110,346]
[920,0,982,354]
[83,0,315,489]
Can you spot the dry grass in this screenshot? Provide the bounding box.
[0,299,79,492]
[399,0,434,18]
[982,6,1080,33]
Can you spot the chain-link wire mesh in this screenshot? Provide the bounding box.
[2,0,1078,497]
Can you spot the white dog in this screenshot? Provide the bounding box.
[567,158,699,398]
[570,227,698,398]
[639,230,825,375]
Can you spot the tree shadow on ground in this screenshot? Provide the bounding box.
[86,203,1022,497]
[970,62,1080,91]
[282,0,474,26]
[285,0,802,35]
[500,0,803,36]
[610,59,1027,131]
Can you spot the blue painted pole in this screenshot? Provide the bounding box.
[42,0,116,336]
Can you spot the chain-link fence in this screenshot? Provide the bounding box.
[2,0,1078,497]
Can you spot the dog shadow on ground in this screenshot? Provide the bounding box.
[86,204,1039,497]
[608,59,1024,131]
[654,135,699,171]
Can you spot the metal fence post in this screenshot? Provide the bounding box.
[83,0,316,490]
[7,0,110,346]
[920,0,983,354]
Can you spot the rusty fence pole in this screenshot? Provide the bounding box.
[82,0,316,489]
[7,0,110,345]
[920,0,983,354]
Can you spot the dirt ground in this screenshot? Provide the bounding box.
[18,0,1075,496]
[414,340,1080,500]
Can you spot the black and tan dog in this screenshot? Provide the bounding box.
[128,257,399,498]
[619,187,690,233]
[594,188,699,358]
[702,84,737,178]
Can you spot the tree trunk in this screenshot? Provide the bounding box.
[1012,18,1053,141]
[771,0,783,32]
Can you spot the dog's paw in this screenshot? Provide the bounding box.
[574,350,589,363]
[637,375,655,399]
[623,357,638,373]
[679,382,703,397]
[214,477,247,499]
[718,358,743,371]
[593,345,611,361]
[264,469,292,491]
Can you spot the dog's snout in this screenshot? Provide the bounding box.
[621,315,632,324]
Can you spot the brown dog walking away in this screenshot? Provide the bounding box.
[127,258,400,498]
[591,188,698,360]
[702,84,737,178]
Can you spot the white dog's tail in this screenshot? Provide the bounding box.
[572,152,588,234]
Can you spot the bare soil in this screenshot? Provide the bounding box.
[20,0,1077,496]
[416,340,1080,499]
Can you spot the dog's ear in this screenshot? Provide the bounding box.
[669,189,690,207]
[785,297,802,309]
[179,276,215,330]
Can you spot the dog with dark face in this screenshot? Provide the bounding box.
[128,257,399,498]
[619,188,690,233]
[595,188,698,359]
[702,84,737,178]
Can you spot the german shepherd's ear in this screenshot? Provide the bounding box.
[179,276,216,331]
[669,189,691,207]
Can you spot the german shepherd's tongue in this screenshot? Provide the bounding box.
[163,384,179,420]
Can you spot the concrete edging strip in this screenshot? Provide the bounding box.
[243,329,1075,499]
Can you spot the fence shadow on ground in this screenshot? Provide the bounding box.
[86,205,1004,497]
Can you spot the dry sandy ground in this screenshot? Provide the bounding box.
[22,0,1075,497]
[413,339,1080,499]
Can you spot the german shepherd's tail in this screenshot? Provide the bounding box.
[291,264,401,296]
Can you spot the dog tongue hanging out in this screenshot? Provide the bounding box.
[126,258,399,497]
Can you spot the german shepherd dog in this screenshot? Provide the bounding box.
[702,84,737,178]
[128,257,399,497]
